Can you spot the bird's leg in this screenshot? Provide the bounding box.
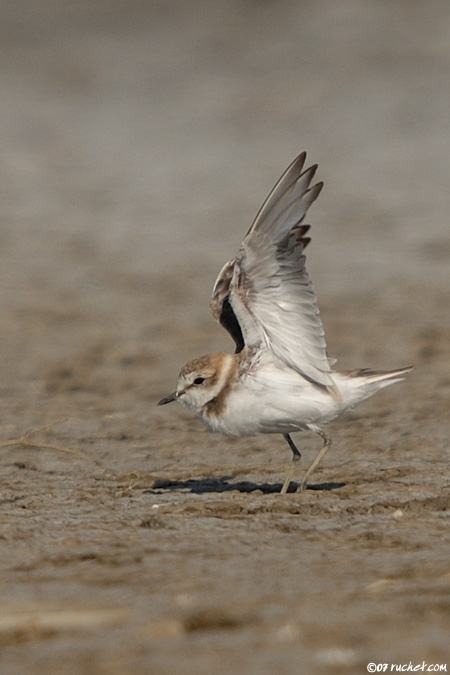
[300,427,332,491]
[280,433,301,495]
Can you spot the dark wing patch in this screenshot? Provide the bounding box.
[220,296,245,353]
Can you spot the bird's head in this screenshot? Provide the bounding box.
[157,353,234,413]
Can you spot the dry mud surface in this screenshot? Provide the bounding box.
[1,2,450,673]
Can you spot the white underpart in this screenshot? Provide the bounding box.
[201,364,409,437]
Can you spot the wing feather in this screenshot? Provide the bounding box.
[210,153,337,393]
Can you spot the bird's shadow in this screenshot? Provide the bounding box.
[144,476,345,495]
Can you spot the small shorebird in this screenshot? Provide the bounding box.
[158,153,412,493]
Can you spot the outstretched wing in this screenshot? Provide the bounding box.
[210,153,337,394]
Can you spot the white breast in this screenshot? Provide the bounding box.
[201,365,343,437]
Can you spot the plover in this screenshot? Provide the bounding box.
[158,153,412,493]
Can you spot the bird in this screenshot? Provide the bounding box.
[158,152,413,494]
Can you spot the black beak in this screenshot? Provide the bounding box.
[157,391,178,406]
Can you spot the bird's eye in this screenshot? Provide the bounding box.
[193,377,206,385]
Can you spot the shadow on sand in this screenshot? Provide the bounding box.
[145,476,345,495]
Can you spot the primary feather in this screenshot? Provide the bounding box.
[210,153,334,392]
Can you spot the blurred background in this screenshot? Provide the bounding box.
[0,0,449,448]
[1,1,449,394]
[1,2,450,672]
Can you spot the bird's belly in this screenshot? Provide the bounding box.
[201,380,341,437]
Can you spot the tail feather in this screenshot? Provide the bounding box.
[353,366,413,383]
[333,365,413,409]
[340,365,414,391]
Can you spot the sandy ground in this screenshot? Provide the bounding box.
[1,1,450,673]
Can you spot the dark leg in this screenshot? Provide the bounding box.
[283,433,301,460]
[280,433,301,494]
